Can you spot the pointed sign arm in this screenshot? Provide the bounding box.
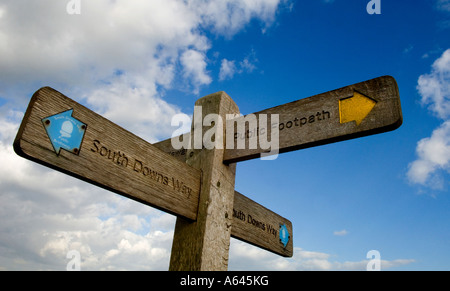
[223,75,402,163]
[14,87,202,221]
[164,76,402,164]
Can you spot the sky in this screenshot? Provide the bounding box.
[0,0,450,271]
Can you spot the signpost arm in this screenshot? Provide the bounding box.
[169,92,240,271]
[155,138,294,258]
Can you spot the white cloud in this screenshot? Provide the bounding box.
[219,59,237,81]
[408,49,450,189]
[240,56,257,73]
[0,0,282,89]
[188,0,284,36]
[408,121,450,189]
[437,0,450,12]
[333,229,349,236]
[228,240,414,271]
[180,49,212,94]
[417,49,450,120]
[0,0,284,139]
[85,78,182,142]
[219,50,258,81]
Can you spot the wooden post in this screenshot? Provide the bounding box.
[169,91,239,271]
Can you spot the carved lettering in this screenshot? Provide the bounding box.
[91,139,100,152]
[278,109,331,131]
[248,214,266,231]
[267,224,277,237]
[117,152,128,167]
[233,208,278,238]
[169,148,187,158]
[91,139,128,168]
[233,209,246,221]
[92,140,193,198]
[133,158,143,172]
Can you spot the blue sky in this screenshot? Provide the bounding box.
[1,0,450,270]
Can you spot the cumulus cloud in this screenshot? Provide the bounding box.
[85,79,182,143]
[219,50,258,81]
[0,0,283,139]
[189,0,283,36]
[219,59,237,81]
[180,49,212,93]
[408,49,450,190]
[417,49,450,120]
[228,241,414,271]
[408,121,450,189]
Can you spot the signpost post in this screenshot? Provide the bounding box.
[168,91,239,271]
[14,75,402,271]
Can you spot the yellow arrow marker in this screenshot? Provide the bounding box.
[339,91,377,126]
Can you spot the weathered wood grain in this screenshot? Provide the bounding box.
[14,87,201,221]
[169,91,240,271]
[232,191,293,257]
[223,75,403,163]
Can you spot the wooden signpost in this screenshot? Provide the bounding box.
[14,87,202,221]
[227,76,401,163]
[159,76,402,164]
[14,75,402,271]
